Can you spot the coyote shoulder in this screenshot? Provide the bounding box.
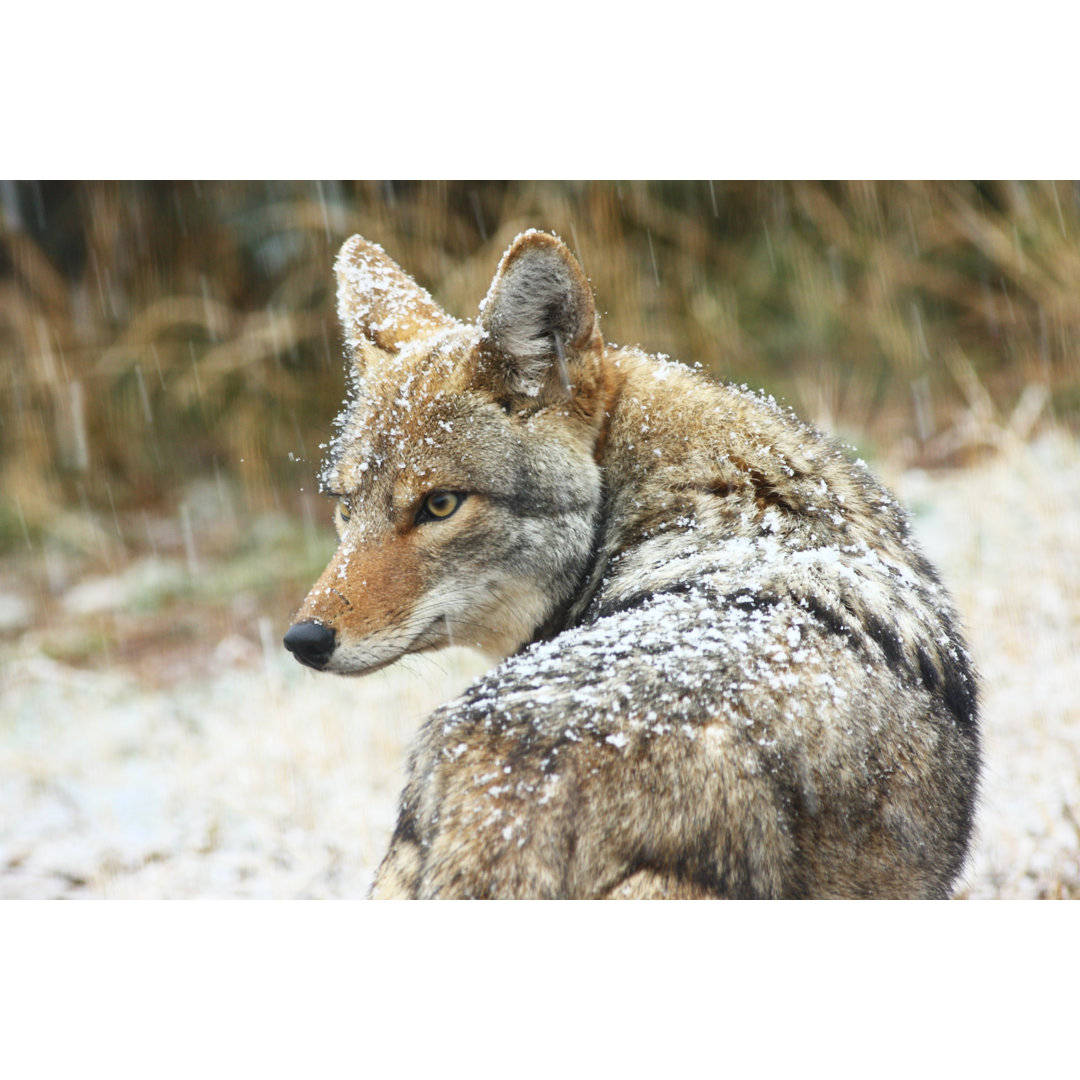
[284,229,980,899]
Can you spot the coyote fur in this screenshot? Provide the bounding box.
[284,230,980,899]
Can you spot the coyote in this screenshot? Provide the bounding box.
[284,230,980,899]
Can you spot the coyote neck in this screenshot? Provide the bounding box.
[557,347,705,632]
[558,346,894,638]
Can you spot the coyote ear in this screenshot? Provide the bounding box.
[479,231,600,397]
[335,235,457,360]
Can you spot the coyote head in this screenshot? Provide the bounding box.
[284,231,610,675]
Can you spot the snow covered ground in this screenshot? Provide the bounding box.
[888,432,1080,898]
[1,432,1077,898]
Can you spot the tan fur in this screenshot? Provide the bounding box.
[285,231,981,899]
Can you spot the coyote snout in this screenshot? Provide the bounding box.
[286,229,980,899]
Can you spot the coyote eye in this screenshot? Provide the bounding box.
[417,491,464,524]
[337,498,351,524]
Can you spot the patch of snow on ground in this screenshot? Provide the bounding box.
[889,431,1080,898]
[1,432,1077,898]
[0,647,487,898]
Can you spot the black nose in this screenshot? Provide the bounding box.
[283,621,336,670]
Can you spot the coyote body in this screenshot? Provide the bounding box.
[285,230,980,899]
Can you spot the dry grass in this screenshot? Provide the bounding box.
[3,181,1079,556]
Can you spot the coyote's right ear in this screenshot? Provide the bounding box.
[479,231,602,398]
[335,235,457,364]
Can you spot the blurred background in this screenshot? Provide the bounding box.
[1,181,1078,897]
[4,181,1078,581]
[6,180,1080,515]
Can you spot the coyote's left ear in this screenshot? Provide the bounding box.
[335,235,457,365]
[479,231,602,399]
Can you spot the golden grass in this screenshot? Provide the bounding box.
[2,181,1079,553]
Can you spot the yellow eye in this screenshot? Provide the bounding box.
[337,498,351,524]
[419,491,463,522]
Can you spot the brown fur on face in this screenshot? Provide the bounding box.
[294,528,426,671]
